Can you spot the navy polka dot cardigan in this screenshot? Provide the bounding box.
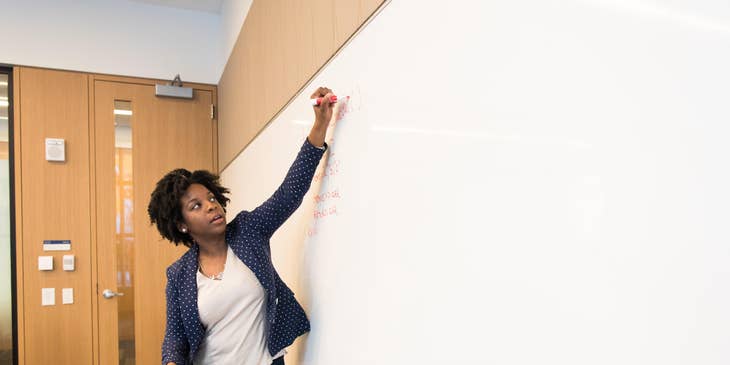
[162,140,327,365]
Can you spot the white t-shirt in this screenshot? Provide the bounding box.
[193,246,285,365]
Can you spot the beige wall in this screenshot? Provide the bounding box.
[218,0,386,170]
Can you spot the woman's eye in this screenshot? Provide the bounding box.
[209,197,216,202]
[192,203,200,209]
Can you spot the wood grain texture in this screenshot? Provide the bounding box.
[18,67,94,365]
[218,0,386,170]
[87,74,100,365]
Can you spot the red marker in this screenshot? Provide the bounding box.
[310,95,338,106]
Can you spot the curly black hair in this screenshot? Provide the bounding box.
[147,168,231,247]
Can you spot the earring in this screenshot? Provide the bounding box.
[181,227,188,233]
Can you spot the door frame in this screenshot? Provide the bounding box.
[1,65,19,365]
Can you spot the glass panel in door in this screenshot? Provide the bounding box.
[114,100,135,365]
[0,71,13,365]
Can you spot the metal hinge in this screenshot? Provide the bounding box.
[210,104,216,120]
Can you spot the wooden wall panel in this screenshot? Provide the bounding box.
[18,67,93,365]
[218,0,386,170]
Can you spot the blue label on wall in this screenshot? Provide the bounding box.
[43,240,71,251]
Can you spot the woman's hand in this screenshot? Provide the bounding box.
[312,86,335,127]
[308,86,336,147]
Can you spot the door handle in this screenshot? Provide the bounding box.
[102,289,125,299]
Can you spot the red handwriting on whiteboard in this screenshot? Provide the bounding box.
[313,159,340,182]
[306,225,318,237]
[313,205,338,220]
[335,95,352,122]
[314,188,341,204]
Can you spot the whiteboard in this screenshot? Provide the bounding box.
[221,1,730,364]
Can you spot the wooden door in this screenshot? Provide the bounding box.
[93,77,216,364]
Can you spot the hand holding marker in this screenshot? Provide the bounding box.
[310,95,338,106]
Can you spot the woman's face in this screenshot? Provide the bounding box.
[179,183,227,241]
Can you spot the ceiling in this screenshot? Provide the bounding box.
[128,0,224,14]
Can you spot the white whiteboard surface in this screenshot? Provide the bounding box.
[220,1,730,364]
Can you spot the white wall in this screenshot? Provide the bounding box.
[221,0,253,74]
[0,0,252,84]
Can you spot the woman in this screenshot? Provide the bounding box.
[148,87,336,365]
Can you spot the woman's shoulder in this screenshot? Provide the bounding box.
[226,210,255,235]
[166,247,196,279]
[228,210,250,226]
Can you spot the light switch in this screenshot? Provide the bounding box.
[63,255,75,271]
[62,288,74,304]
[38,256,53,271]
[42,288,55,306]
